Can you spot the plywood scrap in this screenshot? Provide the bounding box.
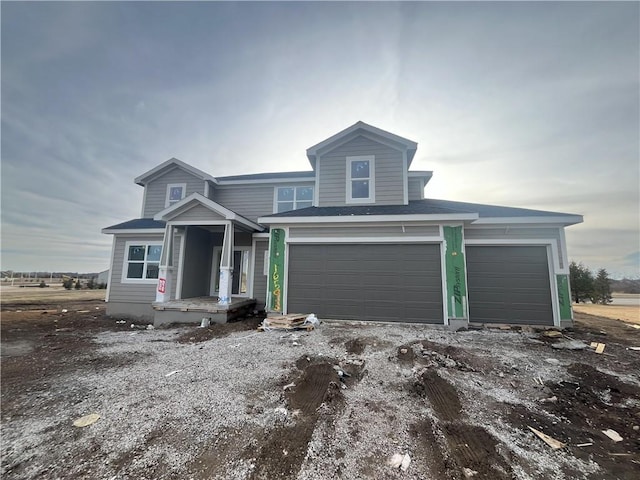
[259,313,318,331]
[528,426,566,449]
[595,343,606,354]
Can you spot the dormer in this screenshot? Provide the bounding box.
[306,121,419,207]
[135,158,217,218]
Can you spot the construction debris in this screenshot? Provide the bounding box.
[590,342,606,354]
[551,340,588,350]
[528,426,566,449]
[602,429,623,442]
[463,467,479,478]
[543,330,563,338]
[259,313,318,331]
[388,453,411,471]
[73,413,100,428]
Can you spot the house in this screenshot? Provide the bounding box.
[102,122,582,328]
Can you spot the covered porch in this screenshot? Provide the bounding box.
[151,193,264,325]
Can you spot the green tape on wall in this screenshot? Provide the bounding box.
[443,226,468,319]
[268,228,285,312]
[556,274,572,320]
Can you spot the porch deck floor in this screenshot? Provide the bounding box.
[152,296,255,313]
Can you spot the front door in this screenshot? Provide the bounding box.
[210,246,251,297]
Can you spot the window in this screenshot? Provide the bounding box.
[347,155,375,203]
[275,186,314,213]
[123,243,162,282]
[165,183,186,207]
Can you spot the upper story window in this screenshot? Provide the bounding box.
[123,242,162,283]
[165,183,186,207]
[275,186,314,213]
[346,155,375,203]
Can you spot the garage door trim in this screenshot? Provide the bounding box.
[464,239,559,327]
[284,242,446,324]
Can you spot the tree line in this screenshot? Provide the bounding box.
[569,261,612,305]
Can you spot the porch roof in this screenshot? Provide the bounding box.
[153,192,265,231]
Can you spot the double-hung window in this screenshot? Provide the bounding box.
[275,186,313,213]
[165,183,186,207]
[123,243,162,282]
[347,155,375,203]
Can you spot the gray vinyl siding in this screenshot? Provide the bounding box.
[181,227,213,298]
[172,204,226,223]
[252,239,268,310]
[212,182,315,221]
[318,136,405,206]
[464,226,564,269]
[288,225,440,239]
[287,244,443,323]
[466,246,554,325]
[408,178,424,200]
[109,233,181,305]
[142,167,206,217]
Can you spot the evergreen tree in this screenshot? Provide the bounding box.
[592,268,613,305]
[569,261,594,303]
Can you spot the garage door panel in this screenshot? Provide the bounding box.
[467,246,553,325]
[288,244,443,323]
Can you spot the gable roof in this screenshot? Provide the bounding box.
[306,121,418,169]
[259,199,583,226]
[134,157,218,186]
[153,192,264,231]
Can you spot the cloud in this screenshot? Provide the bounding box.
[1,1,638,277]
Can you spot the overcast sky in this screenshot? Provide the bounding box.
[2,1,639,278]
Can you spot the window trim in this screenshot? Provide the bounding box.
[273,185,314,213]
[165,183,187,207]
[121,241,163,284]
[346,155,375,204]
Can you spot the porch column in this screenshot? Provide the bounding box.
[218,222,234,305]
[155,224,175,303]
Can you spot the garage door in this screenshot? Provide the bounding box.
[287,244,443,323]
[466,246,554,325]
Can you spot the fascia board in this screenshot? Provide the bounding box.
[257,213,479,224]
[101,228,166,235]
[471,215,584,226]
[216,177,315,186]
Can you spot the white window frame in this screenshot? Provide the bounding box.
[165,183,187,207]
[121,241,163,284]
[346,155,375,204]
[273,186,314,213]
[209,246,252,297]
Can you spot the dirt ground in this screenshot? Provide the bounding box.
[1,300,639,479]
[573,303,640,324]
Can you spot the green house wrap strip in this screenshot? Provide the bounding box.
[443,226,468,319]
[268,228,285,312]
